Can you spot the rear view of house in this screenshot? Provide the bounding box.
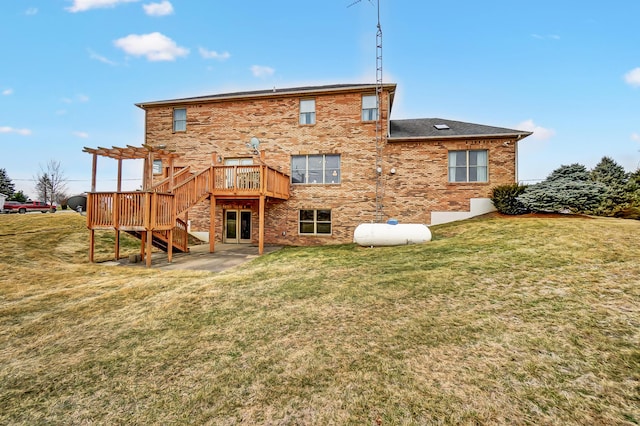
[85,83,530,265]
[138,83,529,241]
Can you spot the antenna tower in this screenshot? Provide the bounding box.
[350,0,385,222]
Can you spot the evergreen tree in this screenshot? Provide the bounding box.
[0,168,15,197]
[10,190,28,202]
[517,164,606,214]
[590,157,630,216]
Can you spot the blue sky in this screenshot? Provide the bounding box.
[2,0,639,198]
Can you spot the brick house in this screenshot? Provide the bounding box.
[137,82,530,245]
[85,83,530,265]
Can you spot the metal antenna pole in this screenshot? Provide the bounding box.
[374,0,385,222]
[348,0,385,222]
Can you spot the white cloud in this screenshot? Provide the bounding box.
[198,47,230,61]
[25,7,38,15]
[143,0,173,16]
[515,119,556,140]
[88,49,117,65]
[251,65,275,78]
[66,0,140,13]
[632,133,640,142]
[2,88,13,96]
[0,126,32,136]
[114,32,189,61]
[624,67,640,88]
[73,131,90,139]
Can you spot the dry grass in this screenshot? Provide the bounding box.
[0,212,638,425]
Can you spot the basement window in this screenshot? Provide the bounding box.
[299,209,332,235]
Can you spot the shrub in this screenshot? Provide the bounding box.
[517,164,606,214]
[491,183,529,215]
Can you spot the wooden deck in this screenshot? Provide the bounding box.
[86,164,290,267]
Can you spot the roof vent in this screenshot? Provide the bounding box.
[434,124,450,130]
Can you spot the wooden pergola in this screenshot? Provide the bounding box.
[83,144,291,268]
[83,144,181,193]
[83,144,183,267]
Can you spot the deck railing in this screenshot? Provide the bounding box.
[150,166,192,193]
[87,164,289,254]
[211,165,289,199]
[173,167,212,215]
[87,192,175,231]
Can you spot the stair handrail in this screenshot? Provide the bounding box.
[149,166,192,193]
[171,166,213,216]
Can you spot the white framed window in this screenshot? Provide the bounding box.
[299,209,332,235]
[299,99,316,125]
[173,108,186,132]
[152,159,163,175]
[291,154,340,184]
[362,94,378,121]
[448,150,488,182]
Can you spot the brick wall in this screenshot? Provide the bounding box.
[383,138,517,224]
[143,88,518,246]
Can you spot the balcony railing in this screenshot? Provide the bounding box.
[87,192,175,231]
[211,165,289,199]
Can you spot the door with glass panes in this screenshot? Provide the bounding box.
[224,210,252,243]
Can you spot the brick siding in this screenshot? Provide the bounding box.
[143,88,518,245]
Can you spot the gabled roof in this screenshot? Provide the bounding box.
[136,83,397,109]
[389,118,531,141]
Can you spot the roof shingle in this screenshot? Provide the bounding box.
[389,118,531,140]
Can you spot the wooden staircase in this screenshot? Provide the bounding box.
[86,162,290,267]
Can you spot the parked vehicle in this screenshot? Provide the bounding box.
[3,201,56,214]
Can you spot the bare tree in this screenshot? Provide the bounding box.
[34,160,68,211]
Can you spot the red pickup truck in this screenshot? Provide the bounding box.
[2,201,56,214]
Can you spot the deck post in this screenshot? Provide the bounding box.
[89,229,95,263]
[114,193,120,261]
[117,159,122,192]
[91,154,97,192]
[259,195,265,255]
[146,230,153,268]
[140,230,145,260]
[209,195,216,253]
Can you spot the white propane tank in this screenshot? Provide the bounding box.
[353,220,432,246]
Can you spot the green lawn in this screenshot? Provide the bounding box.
[0,213,638,424]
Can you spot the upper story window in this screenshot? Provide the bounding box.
[448,150,488,183]
[173,108,186,132]
[291,154,341,185]
[362,94,378,121]
[299,99,316,125]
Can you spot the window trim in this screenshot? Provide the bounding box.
[299,209,332,235]
[173,107,186,132]
[361,94,378,122]
[291,154,341,185]
[299,98,316,125]
[152,159,163,175]
[448,149,489,183]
